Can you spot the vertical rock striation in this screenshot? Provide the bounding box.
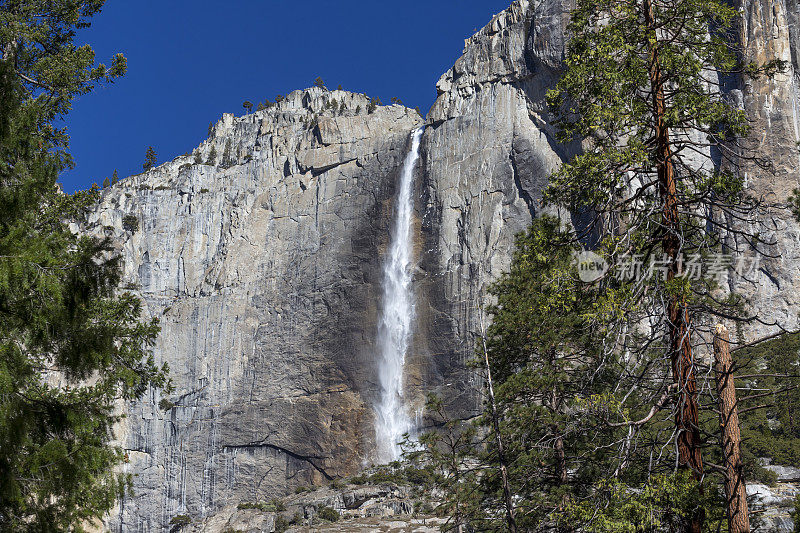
[93,1,800,529]
[93,89,423,531]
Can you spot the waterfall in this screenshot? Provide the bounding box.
[374,127,424,463]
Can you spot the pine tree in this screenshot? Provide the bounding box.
[143,146,157,171]
[0,3,170,530]
[207,145,217,165]
[102,176,110,188]
[314,76,325,89]
[111,169,119,185]
[545,1,783,530]
[208,121,214,136]
[222,139,232,168]
[242,100,253,114]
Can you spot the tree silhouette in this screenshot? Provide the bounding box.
[143,146,157,171]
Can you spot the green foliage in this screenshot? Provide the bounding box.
[348,463,434,488]
[208,121,214,136]
[317,506,340,522]
[313,76,325,89]
[111,169,119,185]
[122,214,139,233]
[406,217,629,531]
[557,472,726,532]
[367,98,377,113]
[274,513,301,532]
[242,100,253,113]
[142,146,157,171]
[158,398,175,411]
[207,145,217,165]
[735,332,800,471]
[169,514,191,530]
[194,151,202,164]
[222,139,233,168]
[102,176,110,188]
[0,5,170,530]
[792,493,800,533]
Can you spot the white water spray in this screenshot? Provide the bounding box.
[374,127,424,463]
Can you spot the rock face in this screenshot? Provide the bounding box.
[94,90,425,531]
[96,1,800,530]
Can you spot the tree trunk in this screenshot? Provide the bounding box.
[478,312,517,533]
[713,324,750,533]
[643,1,705,531]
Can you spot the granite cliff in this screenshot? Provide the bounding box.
[92,1,800,530]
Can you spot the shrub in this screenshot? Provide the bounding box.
[169,514,191,528]
[317,506,340,522]
[275,513,302,533]
[122,215,139,233]
[158,398,175,411]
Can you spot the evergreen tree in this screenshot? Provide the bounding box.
[102,176,110,188]
[410,218,627,531]
[194,151,202,164]
[206,145,217,165]
[142,146,157,171]
[221,139,232,168]
[111,169,119,185]
[0,2,170,530]
[544,0,783,530]
[208,121,214,136]
[314,76,325,89]
[242,100,253,114]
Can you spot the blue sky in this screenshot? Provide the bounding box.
[60,0,513,192]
